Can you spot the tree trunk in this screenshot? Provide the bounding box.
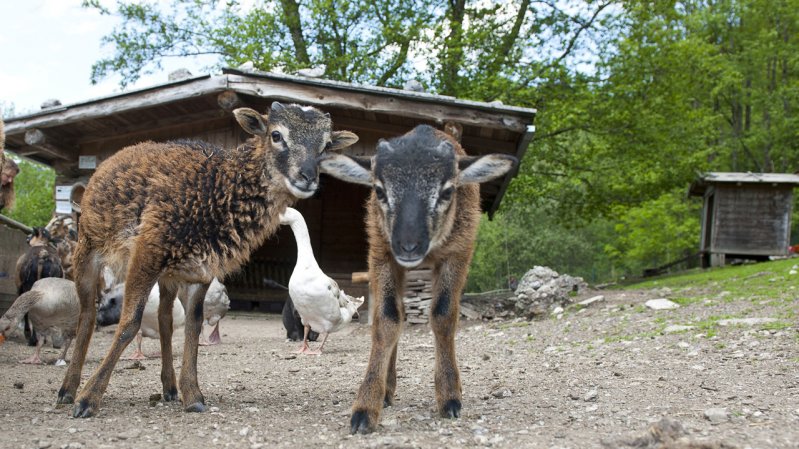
[279,0,311,66]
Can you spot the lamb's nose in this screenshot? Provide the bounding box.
[401,242,419,253]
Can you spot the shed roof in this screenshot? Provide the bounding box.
[3,68,536,217]
[689,172,799,196]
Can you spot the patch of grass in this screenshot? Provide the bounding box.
[761,321,791,331]
[626,258,799,305]
[499,321,531,330]
[604,334,634,344]
[670,296,703,306]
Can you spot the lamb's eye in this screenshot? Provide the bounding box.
[374,186,387,202]
[271,131,282,143]
[439,187,454,202]
[324,142,332,151]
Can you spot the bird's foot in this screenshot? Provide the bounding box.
[294,345,321,355]
[123,350,147,360]
[20,355,43,365]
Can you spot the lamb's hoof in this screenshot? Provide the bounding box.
[184,402,206,413]
[56,388,74,405]
[73,399,97,418]
[350,410,374,434]
[163,387,179,402]
[441,399,461,419]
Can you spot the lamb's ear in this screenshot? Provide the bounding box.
[330,130,359,150]
[319,154,372,186]
[234,108,268,137]
[457,154,518,184]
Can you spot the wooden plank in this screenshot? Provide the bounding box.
[488,124,535,218]
[4,76,227,134]
[24,129,75,161]
[227,75,530,132]
[217,90,246,111]
[0,225,28,316]
[710,186,792,255]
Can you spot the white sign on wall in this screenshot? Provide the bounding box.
[55,200,73,214]
[55,185,72,200]
[79,155,97,170]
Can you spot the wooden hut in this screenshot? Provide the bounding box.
[689,172,799,267]
[2,68,536,311]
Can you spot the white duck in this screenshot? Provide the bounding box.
[280,207,364,355]
[125,283,186,360]
[199,278,229,346]
[0,277,78,366]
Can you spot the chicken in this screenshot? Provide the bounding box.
[280,207,364,355]
[0,278,78,365]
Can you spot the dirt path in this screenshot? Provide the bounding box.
[1,288,797,449]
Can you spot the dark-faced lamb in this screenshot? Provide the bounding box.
[15,227,65,346]
[57,102,358,418]
[320,124,517,433]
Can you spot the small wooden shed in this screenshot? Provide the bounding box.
[2,68,536,310]
[688,172,799,267]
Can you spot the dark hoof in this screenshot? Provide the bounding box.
[57,388,74,405]
[72,399,96,418]
[184,402,206,413]
[383,396,393,408]
[163,387,179,402]
[441,399,461,419]
[350,410,373,434]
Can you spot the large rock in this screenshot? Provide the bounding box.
[514,266,587,319]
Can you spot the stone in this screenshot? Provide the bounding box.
[578,295,605,307]
[718,318,777,326]
[491,389,512,398]
[664,325,695,333]
[584,390,598,402]
[645,298,679,310]
[704,408,729,424]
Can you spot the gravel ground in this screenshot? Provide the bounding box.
[0,287,797,449]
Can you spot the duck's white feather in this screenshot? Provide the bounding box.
[203,278,229,327]
[140,284,185,339]
[281,208,364,335]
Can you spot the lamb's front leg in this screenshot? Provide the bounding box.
[179,283,209,412]
[72,270,156,418]
[157,283,179,402]
[351,262,405,434]
[57,246,101,405]
[430,258,467,419]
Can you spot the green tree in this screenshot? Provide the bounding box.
[3,155,56,227]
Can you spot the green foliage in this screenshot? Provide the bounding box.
[3,156,56,227]
[467,201,615,292]
[604,189,701,275]
[86,0,799,288]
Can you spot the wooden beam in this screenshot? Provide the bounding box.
[488,124,536,218]
[4,75,226,134]
[0,213,32,234]
[331,116,516,154]
[77,109,229,146]
[23,129,75,161]
[227,75,531,132]
[217,90,245,111]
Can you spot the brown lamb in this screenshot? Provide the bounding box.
[57,102,357,418]
[320,124,517,433]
